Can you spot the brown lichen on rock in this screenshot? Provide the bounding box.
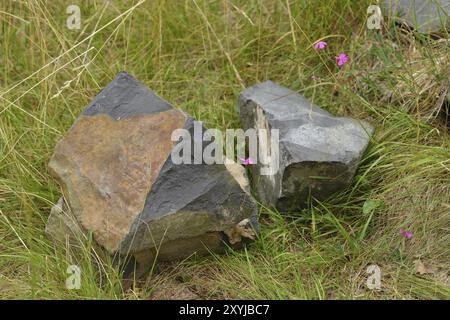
[49,110,187,252]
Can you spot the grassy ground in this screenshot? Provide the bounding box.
[0,0,449,299]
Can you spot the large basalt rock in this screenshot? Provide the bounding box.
[47,72,258,266]
[238,81,373,211]
[383,0,450,34]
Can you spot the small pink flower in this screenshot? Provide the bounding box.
[400,229,413,239]
[240,157,254,166]
[336,53,349,67]
[314,41,327,49]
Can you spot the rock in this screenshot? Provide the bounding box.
[45,197,87,244]
[238,80,373,211]
[47,72,258,267]
[383,0,450,34]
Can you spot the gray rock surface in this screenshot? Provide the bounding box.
[47,72,258,268]
[384,0,450,33]
[238,81,373,211]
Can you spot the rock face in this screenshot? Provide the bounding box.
[48,72,258,266]
[238,81,373,211]
[45,197,87,245]
[384,0,450,34]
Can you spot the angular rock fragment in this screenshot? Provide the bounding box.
[383,0,450,34]
[47,72,258,267]
[45,197,87,244]
[238,81,373,211]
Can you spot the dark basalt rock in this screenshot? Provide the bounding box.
[383,0,450,34]
[47,72,258,268]
[238,81,374,211]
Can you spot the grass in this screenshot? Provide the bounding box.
[0,0,449,299]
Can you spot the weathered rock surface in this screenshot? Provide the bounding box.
[45,197,86,244]
[238,81,373,211]
[383,0,450,34]
[47,72,258,266]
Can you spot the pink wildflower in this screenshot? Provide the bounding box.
[336,53,349,67]
[400,229,413,239]
[314,41,327,49]
[240,157,254,166]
